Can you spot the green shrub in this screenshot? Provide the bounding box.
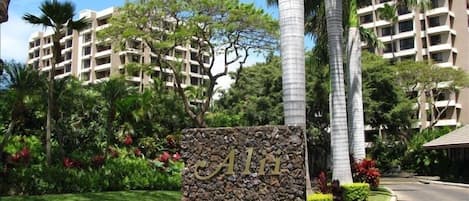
[307,193,333,201]
[1,157,182,195]
[342,183,370,201]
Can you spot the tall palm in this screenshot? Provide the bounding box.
[346,0,365,161]
[23,0,89,165]
[325,0,353,184]
[271,0,311,194]
[0,62,43,154]
[403,0,432,131]
[377,3,398,63]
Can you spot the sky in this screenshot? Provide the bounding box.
[0,0,312,89]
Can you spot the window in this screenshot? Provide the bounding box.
[34,50,40,57]
[175,50,185,59]
[383,43,394,53]
[397,5,411,15]
[421,20,426,30]
[398,20,413,33]
[83,59,91,69]
[191,52,198,61]
[429,16,440,27]
[381,26,392,36]
[191,77,199,85]
[96,56,111,66]
[83,46,91,56]
[43,48,51,56]
[431,52,443,62]
[81,72,90,81]
[96,70,110,79]
[399,37,414,50]
[203,55,210,64]
[430,35,441,46]
[431,0,442,9]
[191,64,199,73]
[360,14,373,24]
[400,55,415,61]
[64,51,72,61]
[65,64,71,73]
[358,0,372,8]
[96,44,111,52]
[66,28,73,36]
[97,18,108,26]
[83,33,92,43]
[65,39,73,48]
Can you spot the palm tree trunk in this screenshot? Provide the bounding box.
[325,0,353,184]
[346,0,366,161]
[46,33,60,165]
[278,0,311,194]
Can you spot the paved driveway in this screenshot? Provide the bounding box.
[383,178,469,201]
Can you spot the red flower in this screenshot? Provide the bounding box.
[172,152,181,161]
[159,151,171,163]
[134,148,142,157]
[124,135,133,145]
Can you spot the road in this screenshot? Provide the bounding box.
[383,178,469,201]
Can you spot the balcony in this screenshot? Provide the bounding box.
[428,43,452,52]
[426,7,452,17]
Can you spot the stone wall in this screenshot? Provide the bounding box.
[181,126,305,201]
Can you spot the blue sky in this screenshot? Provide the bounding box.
[1,0,313,63]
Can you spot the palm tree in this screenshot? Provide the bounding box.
[23,0,89,165]
[325,0,353,184]
[377,3,398,63]
[0,62,43,154]
[346,0,366,161]
[99,78,129,147]
[269,0,311,194]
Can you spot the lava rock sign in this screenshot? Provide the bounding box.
[181,126,306,201]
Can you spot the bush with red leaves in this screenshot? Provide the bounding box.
[91,155,105,167]
[63,157,81,168]
[352,159,381,188]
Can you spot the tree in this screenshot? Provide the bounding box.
[23,0,89,164]
[377,3,398,63]
[346,0,365,161]
[0,0,10,23]
[0,62,44,156]
[396,61,469,129]
[362,52,414,138]
[101,0,277,128]
[97,78,129,147]
[325,0,353,184]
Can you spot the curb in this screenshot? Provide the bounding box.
[418,179,469,188]
[382,186,397,201]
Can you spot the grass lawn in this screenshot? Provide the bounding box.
[368,187,392,201]
[0,191,181,201]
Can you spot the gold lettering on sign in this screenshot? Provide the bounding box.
[194,148,282,180]
[194,149,235,180]
[241,147,254,175]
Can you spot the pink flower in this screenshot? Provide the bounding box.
[172,152,181,161]
[159,151,171,163]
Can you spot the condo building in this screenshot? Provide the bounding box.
[358,0,469,127]
[27,7,209,89]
